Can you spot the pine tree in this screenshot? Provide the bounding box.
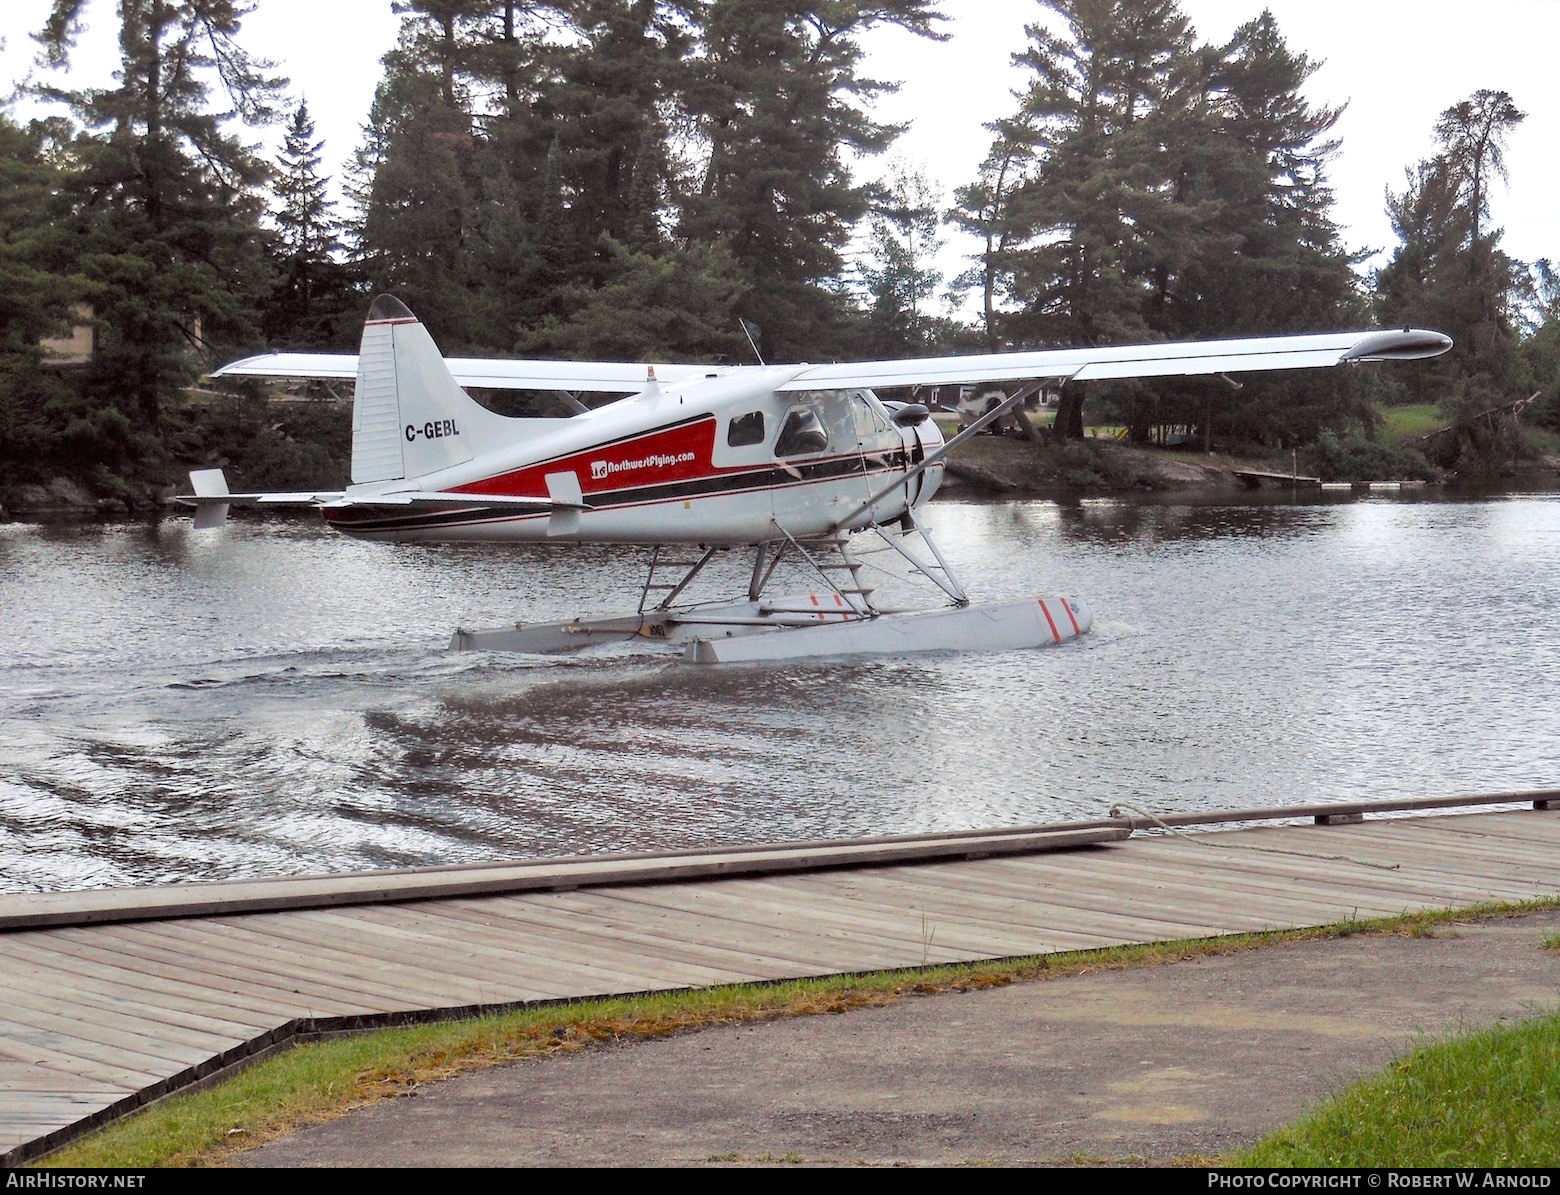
[1190,12,1353,334]
[1374,91,1527,403]
[356,0,939,363]
[276,102,336,262]
[0,114,92,491]
[544,1,690,248]
[513,238,749,361]
[972,2,1366,446]
[677,1,947,361]
[1521,261,1560,431]
[495,1,694,347]
[1435,90,1524,247]
[1373,91,1530,476]
[352,4,492,348]
[948,124,1034,350]
[858,161,947,354]
[35,0,284,436]
[994,0,1203,437]
[265,99,360,348]
[1171,11,1367,449]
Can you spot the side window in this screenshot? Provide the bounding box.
[727,411,766,448]
[852,391,893,439]
[774,407,828,456]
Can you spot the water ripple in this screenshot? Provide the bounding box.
[2,492,1558,892]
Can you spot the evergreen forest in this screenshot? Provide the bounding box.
[1,0,1557,511]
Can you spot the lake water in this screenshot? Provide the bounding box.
[2,491,1558,893]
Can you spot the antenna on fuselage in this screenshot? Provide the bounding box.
[739,318,766,366]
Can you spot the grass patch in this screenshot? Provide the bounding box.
[1380,403,1446,443]
[1239,1011,1560,1167]
[1543,930,1560,953]
[36,899,1558,1169]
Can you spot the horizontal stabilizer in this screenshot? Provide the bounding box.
[179,490,344,507]
[320,491,561,511]
[178,468,347,528]
[182,479,580,528]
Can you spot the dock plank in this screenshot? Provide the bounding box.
[361,900,688,996]
[391,893,767,983]
[1119,835,1524,905]
[0,934,305,1024]
[860,853,1358,929]
[593,884,946,973]
[975,850,1439,921]
[398,898,811,989]
[31,923,393,1016]
[697,875,1096,960]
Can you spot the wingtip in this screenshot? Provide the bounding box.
[209,353,274,379]
[1341,329,1454,362]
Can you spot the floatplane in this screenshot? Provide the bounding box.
[183,296,1450,663]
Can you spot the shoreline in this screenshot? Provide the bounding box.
[934,432,1560,499]
[4,439,1559,521]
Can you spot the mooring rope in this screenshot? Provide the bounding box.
[1108,801,1402,872]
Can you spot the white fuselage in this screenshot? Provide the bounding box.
[323,367,944,544]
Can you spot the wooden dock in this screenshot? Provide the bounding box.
[3,794,1559,1164]
[1233,468,1322,489]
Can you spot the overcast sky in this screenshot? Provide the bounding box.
[3,0,1555,313]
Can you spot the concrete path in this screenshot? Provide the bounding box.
[246,909,1560,1166]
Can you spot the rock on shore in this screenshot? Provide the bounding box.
[6,477,130,519]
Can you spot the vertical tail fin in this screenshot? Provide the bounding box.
[351,295,479,485]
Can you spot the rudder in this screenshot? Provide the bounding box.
[351,295,483,484]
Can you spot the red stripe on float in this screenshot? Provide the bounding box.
[1037,599,1061,644]
[1058,597,1081,635]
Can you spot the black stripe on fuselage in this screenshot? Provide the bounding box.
[323,450,920,534]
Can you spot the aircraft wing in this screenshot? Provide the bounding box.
[776,329,1452,391]
[211,352,736,393]
[211,328,1450,395]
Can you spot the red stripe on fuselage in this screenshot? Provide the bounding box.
[454,417,720,500]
